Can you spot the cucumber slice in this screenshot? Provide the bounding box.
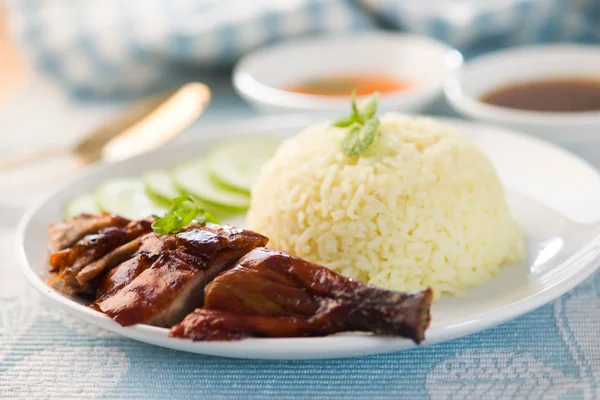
[95,178,166,220]
[207,137,279,193]
[65,193,100,219]
[143,169,180,206]
[174,159,250,210]
[187,196,240,218]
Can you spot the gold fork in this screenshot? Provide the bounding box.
[0,82,211,171]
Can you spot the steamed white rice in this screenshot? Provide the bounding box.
[247,113,524,296]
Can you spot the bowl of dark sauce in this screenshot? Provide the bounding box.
[445,45,600,147]
[482,78,600,113]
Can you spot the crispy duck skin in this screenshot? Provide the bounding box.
[47,218,153,294]
[170,248,433,343]
[96,225,268,327]
[49,218,152,273]
[77,232,165,286]
[48,213,130,252]
[169,309,322,341]
[94,233,166,302]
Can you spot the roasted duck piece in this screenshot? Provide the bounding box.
[77,232,165,287]
[170,309,323,340]
[94,233,166,302]
[47,212,433,343]
[47,218,153,295]
[95,225,268,327]
[48,213,130,252]
[170,248,433,343]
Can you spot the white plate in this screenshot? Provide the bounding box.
[16,115,600,360]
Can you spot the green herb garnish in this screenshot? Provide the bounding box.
[152,195,219,235]
[341,117,380,157]
[333,91,380,157]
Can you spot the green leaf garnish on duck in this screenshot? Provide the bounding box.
[333,91,381,157]
[152,195,219,235]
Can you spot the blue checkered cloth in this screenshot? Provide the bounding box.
[4,0,600,97]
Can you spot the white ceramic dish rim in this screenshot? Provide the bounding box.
[16,115,600,359]
[445,44,600,126]
[233,32,462,110]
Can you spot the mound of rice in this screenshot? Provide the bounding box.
[247,113,524,296]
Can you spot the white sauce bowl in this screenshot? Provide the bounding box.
[445,45,600,147]
[233,33,462,114]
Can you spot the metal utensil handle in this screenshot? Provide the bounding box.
[0,146,69,172]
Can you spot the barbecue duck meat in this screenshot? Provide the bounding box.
[49,218,153,273]
[77,231,167,288]
[48,218,153,294]
[169,309,323,341]
[170,248,433,343]
[48,213,130,252]
[94,233,166,302]
[96,225,268,327]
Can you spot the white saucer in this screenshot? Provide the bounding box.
[16,115,600,359]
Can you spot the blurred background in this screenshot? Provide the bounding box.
[2,0,600,99]
[0,0,600,204]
